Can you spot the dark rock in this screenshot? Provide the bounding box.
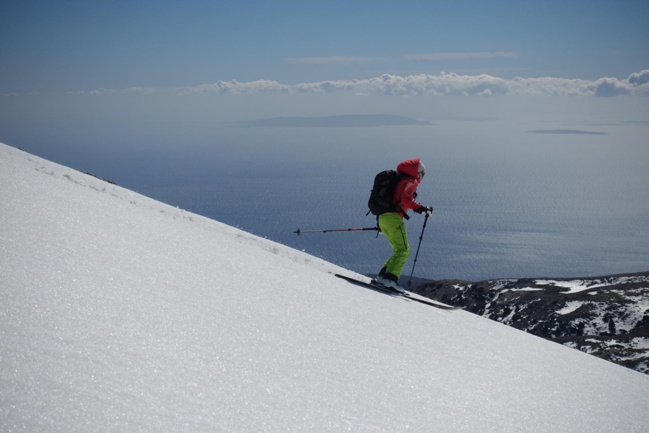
[411,271,649,375]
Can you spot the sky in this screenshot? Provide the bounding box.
[1,0,648,264]
[1,0,648,95]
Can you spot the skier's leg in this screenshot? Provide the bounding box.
[378,213,411,279]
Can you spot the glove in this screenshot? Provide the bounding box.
[414,206,433,216]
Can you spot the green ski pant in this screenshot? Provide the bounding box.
[378,212,411,278]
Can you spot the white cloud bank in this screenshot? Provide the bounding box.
[56,70,649,98]
[185,70,649,97]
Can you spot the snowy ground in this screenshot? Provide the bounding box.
[2,142,649,432]
[535,276,649,294]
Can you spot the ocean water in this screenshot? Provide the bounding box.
[10,95,647,281]
[119,111,648,282]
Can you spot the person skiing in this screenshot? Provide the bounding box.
[375,158,432,292]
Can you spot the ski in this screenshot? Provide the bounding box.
[334,274,461,310]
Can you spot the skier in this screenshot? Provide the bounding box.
[375,158,432,292]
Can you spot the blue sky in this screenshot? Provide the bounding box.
[1,0,648,94]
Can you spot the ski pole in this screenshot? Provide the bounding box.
[294,226,379,236]
[407,210,432,287]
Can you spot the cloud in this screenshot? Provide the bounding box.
[286,56,388,64]
[288,51,518,64]
[182,80,290,94]
[0,92,21,99]
[75,87,159,96]
[591,78,630,97]
[187,70,649,97]
[74,70,649,98]
[627,70,649,86]
[404,51,518,61]
[4,87,159,97]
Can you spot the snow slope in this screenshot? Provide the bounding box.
[2,142,648,433]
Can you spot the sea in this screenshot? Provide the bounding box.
[12,95,649,281]
[104,105,648,282]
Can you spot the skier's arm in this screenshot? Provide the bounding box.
[400,181,422,211]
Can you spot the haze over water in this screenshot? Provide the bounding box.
[77,95,647,282]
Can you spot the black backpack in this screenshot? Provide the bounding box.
[367,170,404,217]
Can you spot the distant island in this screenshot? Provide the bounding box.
[232,114,432,128]
[528,129,608,135]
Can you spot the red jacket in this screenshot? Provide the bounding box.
[392,158,423,217]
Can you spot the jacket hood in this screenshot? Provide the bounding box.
[396,158,421,179]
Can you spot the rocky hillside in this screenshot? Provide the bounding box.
[412,272,649,375]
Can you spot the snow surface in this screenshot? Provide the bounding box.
[534,280,595,294]
[534,276,649,294]
[2,142,649,433]
[557,301,584,315]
